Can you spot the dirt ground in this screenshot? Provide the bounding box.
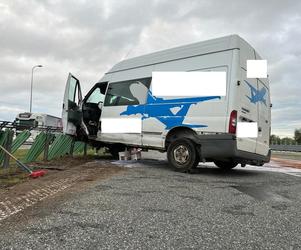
[271,157,301,169]
[0,155,126,201]
[1,153,300,202]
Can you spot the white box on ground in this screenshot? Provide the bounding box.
[101,118,142,133]
[151,71,226,97]
[247,60,267,78]
[118,151,131,161]
[237,122,258,138]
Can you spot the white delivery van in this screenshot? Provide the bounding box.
[62,34,271,171]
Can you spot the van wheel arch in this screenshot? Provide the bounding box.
[165,127,198,149]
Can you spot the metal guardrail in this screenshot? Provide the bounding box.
[270,144,301,152]
[0,120,62,132]
[0,121,16,130]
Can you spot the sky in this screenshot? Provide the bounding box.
[0,0,300,138]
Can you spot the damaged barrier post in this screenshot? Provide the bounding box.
[2,130,14,168]
[70,137,75,157]
[43,131,53,161]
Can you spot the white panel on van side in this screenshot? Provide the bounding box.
[151,71,226,97]
[247,60,267,78]
[101,118,142,133]
[237,122,258,138]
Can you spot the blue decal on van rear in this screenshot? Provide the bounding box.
[120,91,220,129]
[245,80,267,105]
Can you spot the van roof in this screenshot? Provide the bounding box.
[106,34,253,74]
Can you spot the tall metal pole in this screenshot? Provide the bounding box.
[30,65,43,113]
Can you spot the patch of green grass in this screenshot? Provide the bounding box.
[272,151,301,161]
[13,148,29,161]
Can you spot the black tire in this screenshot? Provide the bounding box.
[214,160,238,170]
[108,144,125,159]
[167,138,199,172]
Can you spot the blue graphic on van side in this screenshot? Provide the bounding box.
[120,91,221,129]
[245,80,267,106]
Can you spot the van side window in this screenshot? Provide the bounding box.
[104,78,151,106]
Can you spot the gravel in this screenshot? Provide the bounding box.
[0,152,300,249]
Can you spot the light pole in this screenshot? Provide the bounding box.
[30,65,43,113]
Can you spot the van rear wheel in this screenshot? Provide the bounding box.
[214,160,237,170]
[167,138,199,172]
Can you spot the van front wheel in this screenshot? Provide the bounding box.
[214,160,237,170]
[167,138,199,172]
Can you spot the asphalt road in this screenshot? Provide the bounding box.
[0,151,301,249]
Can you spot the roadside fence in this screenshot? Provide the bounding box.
[0,121,87,168]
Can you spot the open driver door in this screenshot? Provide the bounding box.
[62,73,83,136]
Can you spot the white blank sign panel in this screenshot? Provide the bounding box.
[247,60,267,78]
[101,118,142,133]
[151,71,226,97]
[237,122,258,138]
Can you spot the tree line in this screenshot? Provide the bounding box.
[270,129,301,145]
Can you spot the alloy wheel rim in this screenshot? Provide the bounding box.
[173,145,190,164]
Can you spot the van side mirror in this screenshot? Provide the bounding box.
[98,101,103,110]
[270,103,272,108]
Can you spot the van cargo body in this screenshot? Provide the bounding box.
[62,34,271,171]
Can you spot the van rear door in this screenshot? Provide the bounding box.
[62,73,83,135]
[236,69,257,153]
[256,78,270,156]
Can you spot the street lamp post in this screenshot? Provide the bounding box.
[30,65,43,113]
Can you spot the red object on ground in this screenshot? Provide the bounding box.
[29,170,47,178]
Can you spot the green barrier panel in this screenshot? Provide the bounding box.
[73,141,86,154]
[56,135,72,157]
[47,134,73,160]
[42,132,56,161]
[62,136,73,156]
[47,134,65,160]
[11,130,31,153]
[60,135,73,157]
[24,132,47,163]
